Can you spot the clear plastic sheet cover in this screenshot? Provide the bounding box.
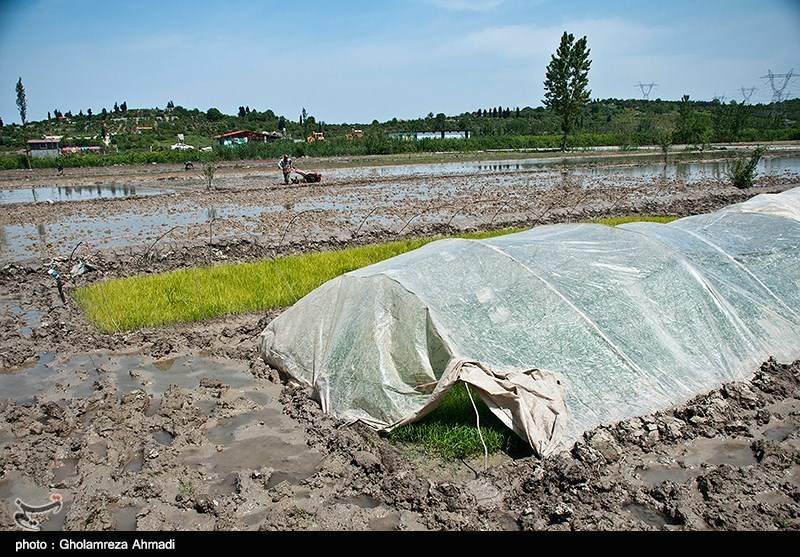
[260,187,800,456]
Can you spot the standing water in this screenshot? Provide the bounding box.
[0,183,169,205]
[2,154,799,262]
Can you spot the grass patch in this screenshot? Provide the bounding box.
[75,238,423,332]
[581,214,679,226]
[386,382,529,460]
[73,228,527,332]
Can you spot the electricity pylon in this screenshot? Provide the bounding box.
[739,86,757,104]
[635,82,658,100]
[761,69,794,102]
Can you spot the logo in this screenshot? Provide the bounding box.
[13,494,63,531]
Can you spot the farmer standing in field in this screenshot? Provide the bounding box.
[278,154,294,184]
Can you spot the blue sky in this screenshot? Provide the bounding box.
[1,0,799,125]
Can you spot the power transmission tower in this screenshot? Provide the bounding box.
[635,82,658,100]
[713,92,726,103]
[761,69,795,102]
[739,86,757,104]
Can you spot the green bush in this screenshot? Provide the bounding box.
[727,145,767,189]
[0,154,27,169]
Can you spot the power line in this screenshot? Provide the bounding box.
[635,82,658,100]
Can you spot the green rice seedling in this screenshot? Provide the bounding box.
[73,231,523,332]
[386,382,528,460]
[75,239,419,331]
[458,227,528,240]
[583,215,679,226]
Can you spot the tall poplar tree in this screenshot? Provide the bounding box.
[15,77,27,125]
[543,32,591,151]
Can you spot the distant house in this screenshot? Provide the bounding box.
[213,130,282,146]
[441,131,470,140]
[135,126,154,134]
[60,146,103,155]
[213,130,265,146]
[386,130,470,141]
[27,138,61,158]
[262,131,284,142]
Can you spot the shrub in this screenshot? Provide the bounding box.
[0,154,27,169]
[727,145,767,189]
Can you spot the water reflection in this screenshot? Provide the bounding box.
[327,154,800,183]
[477,163,524,172]
[0,184,168,205]
[569,157,790,183]
[36,224,48,250]
[2,155,799,262]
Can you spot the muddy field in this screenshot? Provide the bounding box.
[1,147,799,533]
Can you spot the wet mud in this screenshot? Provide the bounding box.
[1,148,799,531]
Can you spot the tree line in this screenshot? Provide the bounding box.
[3,31,799,163]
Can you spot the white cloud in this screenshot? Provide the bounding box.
[439,17,662,61]
[451,24,550,58]
[562,17,668,55]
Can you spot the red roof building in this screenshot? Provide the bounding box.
[27,138,61,158]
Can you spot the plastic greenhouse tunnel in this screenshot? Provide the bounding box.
[260,187,800,458]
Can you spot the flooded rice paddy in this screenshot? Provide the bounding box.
[2,153,799,263]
